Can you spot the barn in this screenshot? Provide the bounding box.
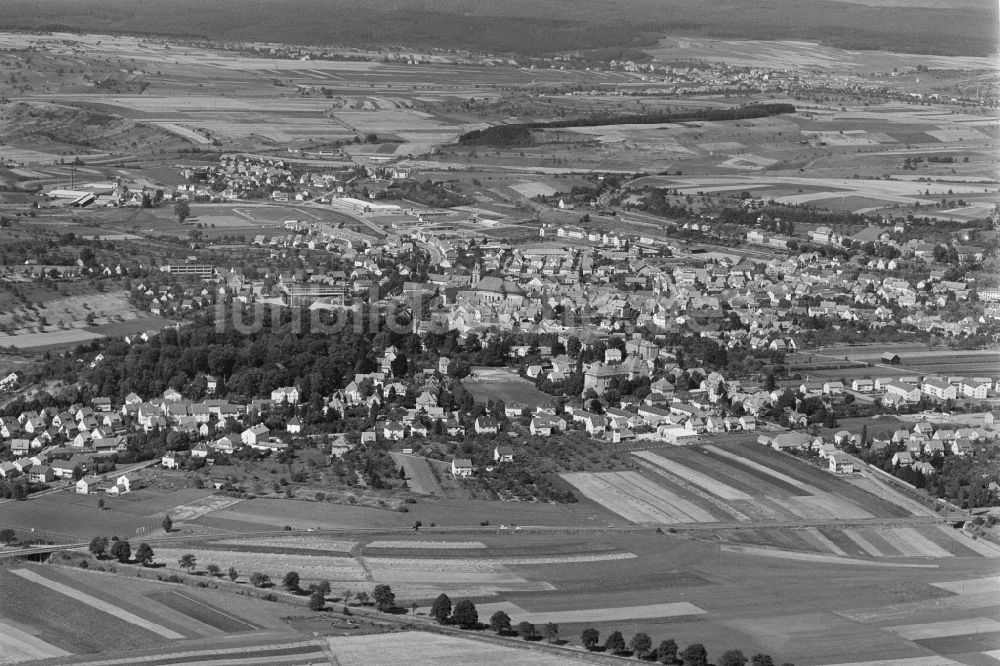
[881,352,901,365]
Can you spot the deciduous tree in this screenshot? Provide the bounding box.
[134,542,155,566]
[631,633,653,659]
[227,566,238,582]
[283,571,300,592]
[605,630,626,655]
[161,514,173,532]
[88,535,108,558]
[430,593,452,622]
[720,649,748,666]
[681,643,709,666]
[372,584,395,611]
[452,599,478,628]
[658,639,679,664]
[581,628,600,650]
[517,621,537,640]
[110,539,131,563]
[544,622,559,643]
[489,610,511,633]
[179,553,197,573]
[309,588,326,611]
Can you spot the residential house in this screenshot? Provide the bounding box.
[493,445,514,463]
[451,458,474,478]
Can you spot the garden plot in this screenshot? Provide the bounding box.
[561,472,719,524]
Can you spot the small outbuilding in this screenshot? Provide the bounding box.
[881,352,901,365]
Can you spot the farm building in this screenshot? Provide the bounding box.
[881,352,901,365]
[770,432,812,451]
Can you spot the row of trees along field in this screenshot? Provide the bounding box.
[457,103,796,147]
[427,593,791,665]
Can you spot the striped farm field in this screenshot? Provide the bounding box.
[561,471,720,524]
[702,445,818,494]
[634,450,752,500]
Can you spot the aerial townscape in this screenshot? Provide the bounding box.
[0,0,997,664]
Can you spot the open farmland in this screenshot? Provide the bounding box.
[565,442,921,526]
[325,631,586,665]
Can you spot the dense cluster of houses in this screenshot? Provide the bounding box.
[759,416,998,478]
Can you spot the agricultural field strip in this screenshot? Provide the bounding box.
[932,575,1000,595]
[633,451,752,500]
[562,471,714,523]
[702,445,818,494]
[842,476,938,517]
[212,537,356,552]
[805,527,848,556]
[0,620,71,663]
[843,529,888,557]
[634,457,751,522]
[786,493,874,520]
[150,590,259,632]
[561,472,683,523]
[892,528,953,558]
[61,640,328,666]
[933,526,1000,557]
[886,618,1000,640]
[325,631,586,666]
[601,472,718,522]
[153,547,368,582]
[367,540,486,549]
[473,601,706,625]
[10,569,185,639]
[365,552,637,568]
[818,657,965,666]
[719,545,938,568]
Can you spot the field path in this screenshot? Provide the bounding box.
[11,569,184,639]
